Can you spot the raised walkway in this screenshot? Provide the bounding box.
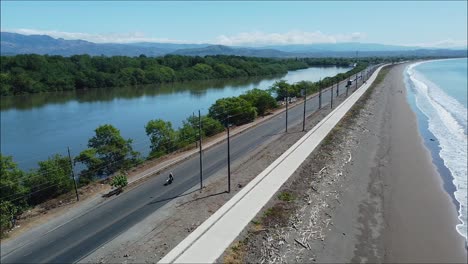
[158,64,387,263]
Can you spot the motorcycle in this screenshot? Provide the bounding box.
[164,177,173,186]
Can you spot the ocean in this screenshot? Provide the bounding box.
[405,58,468,242]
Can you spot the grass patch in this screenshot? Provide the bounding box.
[251,219,261,225]
[224,240,246,264]
[277,191,295,202]
[261,203,289,227]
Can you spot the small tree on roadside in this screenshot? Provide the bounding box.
[208,97,257,126]
[201,116,224,137]
[110,171,128,190]
[145,119,177,158]
[177,117,198,148]
[75,124,140,181]
[25,154,73,205]
[0,155,28,237]
[240,88,278,116]
[270,80,298,100]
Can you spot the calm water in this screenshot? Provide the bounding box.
[405,58,467,242]
[1,66,351,170]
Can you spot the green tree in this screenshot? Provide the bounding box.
[0,155,28,237]
[201,116,225,137]
[240,88,278,116]
[145,119,177,158]
[0,155,29,206]
[208,97,257,126]
[270,80,298,101]
[294,80,317,96]
[1,54,375,95]
[75,125,140,179]
[74,148,103,183]
[177,115,224,148]
[177,116,198,148]
[24,154,73,205]
[0,201,19,237]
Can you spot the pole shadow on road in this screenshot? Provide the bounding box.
[146,190,227,206]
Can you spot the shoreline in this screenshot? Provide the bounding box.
[382,63,466,261]
[404,60,467,243]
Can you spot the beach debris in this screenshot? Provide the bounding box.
[318,166,327,175]
[294,238,308,249]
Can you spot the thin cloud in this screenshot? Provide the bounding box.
[214,31,367,46]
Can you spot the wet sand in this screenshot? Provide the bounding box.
[381,64,466,262]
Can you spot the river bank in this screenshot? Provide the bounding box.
[223,63,467,263]
[1,66,351,171]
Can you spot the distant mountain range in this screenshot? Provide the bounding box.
[1,32,467,58]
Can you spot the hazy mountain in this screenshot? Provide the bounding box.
[1,32,466,58]
[261,43,422,53]
[1,32,178,56]
[170,45,295,57]
[127,42,210,50]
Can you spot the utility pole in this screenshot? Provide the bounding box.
[198,110,203,190]
[330,83,333,109]
[226,115,231,193]
[319,78,322,109]
[302,88,306,132]
[193,112,198,147]
[285,90,289,133]
[67,147,79,201]
[336,82,339,97]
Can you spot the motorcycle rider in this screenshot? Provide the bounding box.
[167,172,174,183]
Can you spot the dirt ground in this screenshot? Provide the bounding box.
[81,89,350,263]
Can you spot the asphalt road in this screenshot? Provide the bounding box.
[1,68,373,263]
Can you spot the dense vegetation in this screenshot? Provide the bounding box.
[0,54,360,96]
[0,58,372,236]
[270,62,368,101]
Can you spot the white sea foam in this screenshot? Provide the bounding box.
[406,63,468,241]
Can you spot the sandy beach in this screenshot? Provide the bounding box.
[380,64,466,262]
[225,63,467,263]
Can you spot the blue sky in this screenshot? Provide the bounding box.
[1,1,467,47]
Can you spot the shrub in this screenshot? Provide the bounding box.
[110,172,128,189]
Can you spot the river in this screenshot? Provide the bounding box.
[1,66,351,170]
